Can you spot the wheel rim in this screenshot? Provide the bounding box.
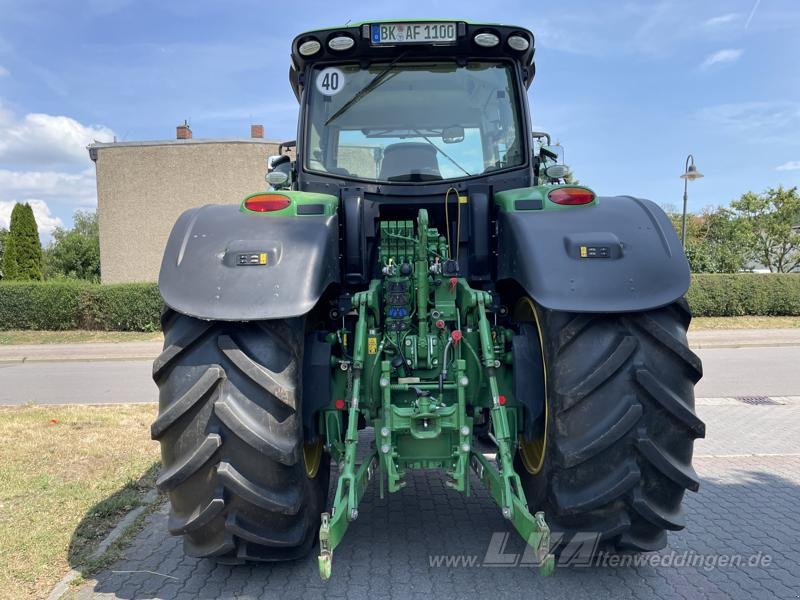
[513,297,548,475]
[303,439,323,478]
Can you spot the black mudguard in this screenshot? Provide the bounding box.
[497,196,690,313]
[158,204,339,321]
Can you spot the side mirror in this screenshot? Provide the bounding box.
[442,126,465,144]
[278,140,296,155]
[268,154,291,171]
[539,145,559,160]
[531,131,551,145]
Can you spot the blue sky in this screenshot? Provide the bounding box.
[1,0,799,240]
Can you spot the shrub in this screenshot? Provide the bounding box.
[82,283,163,331]
[0,281,161,331]
[0,281,86,329]
[686,273,800,317]
[0,275,798,331]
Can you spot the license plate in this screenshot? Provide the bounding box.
[370,22,457,45]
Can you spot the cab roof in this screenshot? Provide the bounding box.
[288,20,535,101]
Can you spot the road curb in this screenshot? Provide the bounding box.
[689,341,800,349]
[47,488,160,600]
[1,334,797,364]
[0,355,157,364]
[0,341,163,364]
[3,342,797,364]
[3,344,792,364]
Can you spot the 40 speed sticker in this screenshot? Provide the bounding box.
[316,67,345,96]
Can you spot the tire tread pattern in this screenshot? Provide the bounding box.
[518,299,705,554]
[152,310,327,562]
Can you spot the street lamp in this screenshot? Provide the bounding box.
[679,155,704,249]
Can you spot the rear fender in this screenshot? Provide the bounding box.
[158,198,339,321]
[496,192,690,313]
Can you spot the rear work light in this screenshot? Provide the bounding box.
[474,32,500,47]
[507,35,530,51]
[298,39,321,56]
[244,193,291,212]
[328,35,355,51]
[548,187,596,206]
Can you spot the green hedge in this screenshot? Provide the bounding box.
[0,274,798,330]
[686,273,800,317]
[0,281,161,331]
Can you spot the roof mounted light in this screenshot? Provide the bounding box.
[474,32,500,48]
[328,35,355,51]
[545,164,570,180]
[298,39,321,56]
[508,35,530,51]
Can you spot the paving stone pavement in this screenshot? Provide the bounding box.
[69,400,800,600]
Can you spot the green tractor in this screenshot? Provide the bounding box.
[152,20,704,579]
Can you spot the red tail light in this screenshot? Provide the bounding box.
[244,193,291,212]
[548,187,595,206]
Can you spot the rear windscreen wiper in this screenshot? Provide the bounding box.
[324,52,408,126]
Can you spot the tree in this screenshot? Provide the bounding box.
[660,204,750,273]
[44,210,101,281]
[0,227,7,279]
[686,206,751,273]
[563,170,580,185]
[731,186,800,273]
[1,203,43,280]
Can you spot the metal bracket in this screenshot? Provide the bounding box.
[471,451,555,575]
[318,292,378,580]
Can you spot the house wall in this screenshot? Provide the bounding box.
[92,139,280,283]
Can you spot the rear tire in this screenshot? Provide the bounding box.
[151,309,329,562]
[515,298,705,554]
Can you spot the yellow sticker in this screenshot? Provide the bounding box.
[259,252,268,265]
[580,246,588,258]
[458,195,468,204]
[367,337,378,354]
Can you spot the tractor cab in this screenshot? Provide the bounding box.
[284,21,538,193]
[266,21,577,287]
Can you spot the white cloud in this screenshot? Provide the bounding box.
[0,65,8,77]
[0,199,63,238]
[195,100,298,124]
[531,4,743,59]
[699,48,744,69]
[745,0,762,29]
[777,161,800,171]
[703,13,741,26]
[695,101,800,145]
[0,103,115,168]
[697,101,800,133]
[0,167,96,207]
[0,105,106,232]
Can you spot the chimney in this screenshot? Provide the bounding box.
[176,120,192,140]
[250,124,264,139]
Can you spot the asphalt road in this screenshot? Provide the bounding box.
[0,360,155,405]
[1,345,798,406]
[692,345,800,397]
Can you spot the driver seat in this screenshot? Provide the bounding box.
[379,143,441,180]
